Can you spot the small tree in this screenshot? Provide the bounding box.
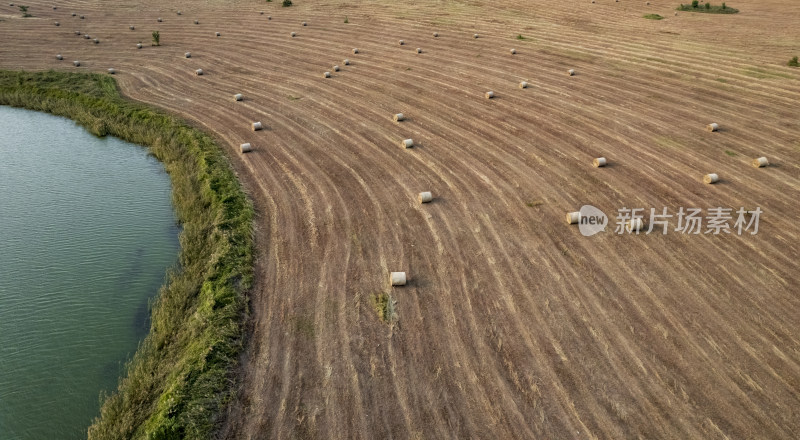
[19,5,31,17]
[344,16,349,23]
[691,0,699,7]
[788,56,799,67]
[722,2,726,9]
[152,30,160,46]
[705,2,710,9]
[282,0,292,6]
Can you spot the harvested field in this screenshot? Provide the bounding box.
[2,0,800,438]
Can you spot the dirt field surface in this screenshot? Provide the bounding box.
[2,0,799,438]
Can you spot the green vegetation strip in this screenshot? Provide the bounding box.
[677,2,739,13]
[643,14,664,20]
[0,70,254,439]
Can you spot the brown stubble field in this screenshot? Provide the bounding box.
[2,0,799,438]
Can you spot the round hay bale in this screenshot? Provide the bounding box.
[185,52,191,58]
[627,218,644,232]
[390,272,407,286]
[399,40,405,45]
[56,54,63,60]
[324,71,331,78]
[418,191,433,203]
[566,212,580,224]
[416,47,422,53]
[252,121,263,131]
[268,15,272,20]
[591,0,595,3]
[260,11,264,15]
[474,33,479,38]
[93,38,99,44]
[240,143,252,153]
[302,21,307,26]
[593,157,607,167]
[703,173,719,184]
[485,91,494,99]
[53,6,56,9]
[216,32,221,36]
[752,157,769,168]
[157,18,162,22]
[75,30,81,35]
[510,48,516,54]
[80,15,85,19]
[568,69,575,76]
[394,113,405,122]
[519,81,528,89]
[129,25,135,30]
[433,32,439,37]
[54,21,60,26]
[402,139,414,148]
[84,34,90,39]
[194,19,199,24]
[177,11,181,15]
[675,12,678,15]
[72,12,76,16]
[707,123,719,132]
[645,1,650,4]
[234,93,243,101]
[195,68,204,75]
[291,32,296,37]
[108,68,116,74]
[333,65,340,72]
[137,43,142,49]
[73,60,80,67]
[343,59,350,65]
[353,48,359,54]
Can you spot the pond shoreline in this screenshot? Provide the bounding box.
[0,70,254,439]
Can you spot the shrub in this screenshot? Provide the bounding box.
[19,5,31,17]
[371,293,396,323]
[282,0,292,6]
[789,56,799,67]
[677,2,738,13]
[516,34,526,40]
[344,16,348,23]
[151,30,160,46]
[644,14,664,19]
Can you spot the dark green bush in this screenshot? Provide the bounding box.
[677,2,738,13]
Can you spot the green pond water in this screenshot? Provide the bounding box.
[0,106,179,439]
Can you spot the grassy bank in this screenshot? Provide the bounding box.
[0,70,254,439]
